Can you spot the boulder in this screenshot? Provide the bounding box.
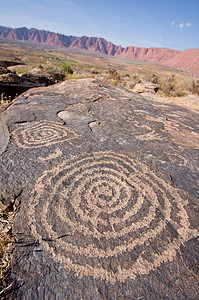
[0,67,12,75]
[0,79,198,299]
[0,69,55,100]
[7,64,33,73]
[20,73,54,85]
[133,81,159,94]
[0,60,24,68]
[27,67,43,76]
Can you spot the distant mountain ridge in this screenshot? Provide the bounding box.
[0,25,198,73]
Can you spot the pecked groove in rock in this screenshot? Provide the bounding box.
[0,78,198,299]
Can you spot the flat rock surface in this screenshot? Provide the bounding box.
[0,78,198,299]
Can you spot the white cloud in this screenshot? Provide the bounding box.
[185,22,192,27]
[179,22,192,30]
[171,21,174,27]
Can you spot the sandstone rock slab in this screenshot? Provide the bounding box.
[0,79,198,299]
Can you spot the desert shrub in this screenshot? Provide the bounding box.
[163,74,175,83]
[110,79,121,86]
[0,94,13,105]
[160,81,175,96]
[106,68,121,86]
[45,66,59,73]
[159,75,188,97]
[159,75,176,96]
[188,80,199,95]
[125,73,141,90]
[172,81,187,97]
[147,73,159,84]
[61,64,73,74]
[132,73,142,84]
[108,68,120,80]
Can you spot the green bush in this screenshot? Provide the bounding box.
[61,64,73,74]
[110,79,121,86]
[17,68,32,74]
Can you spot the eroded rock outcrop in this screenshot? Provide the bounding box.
[0,68,55,100]
[0,79,198,298]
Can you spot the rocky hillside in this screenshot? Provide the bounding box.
[0,26,124,56]
[115,46,180,63]
[162,49,199,73]
[0,25,199,73]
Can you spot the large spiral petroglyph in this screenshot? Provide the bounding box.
[12,121,78,148]
[28,151,197,283]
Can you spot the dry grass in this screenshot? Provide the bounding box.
[0,203,16,297]
[0,94,13,107]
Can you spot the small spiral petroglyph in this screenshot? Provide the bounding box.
[12,121,78,148]
[126,119,162,141]
[164,119,199,148]
[28,151,197,283]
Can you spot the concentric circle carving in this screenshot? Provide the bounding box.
[28,151,196,283]
[12,121,78,148]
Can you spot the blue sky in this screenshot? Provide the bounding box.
[0,0,198,51]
